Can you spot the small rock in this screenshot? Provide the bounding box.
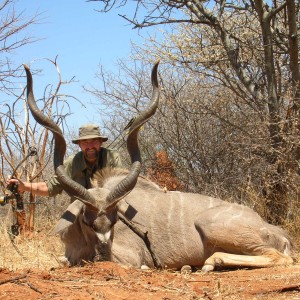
[181,265,192,274]
[141,265,150,270]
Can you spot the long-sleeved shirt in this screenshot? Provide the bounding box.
[46,147,122,197]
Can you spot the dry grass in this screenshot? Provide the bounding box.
[0,193,70,271]
[0,217,64,271]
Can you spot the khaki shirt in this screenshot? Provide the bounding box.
[46,147,122,197]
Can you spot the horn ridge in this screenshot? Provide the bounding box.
[105,60,160,204]
[24,64,95,203]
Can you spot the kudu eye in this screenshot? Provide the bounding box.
[82,213,95,227]
[82,217,91,227]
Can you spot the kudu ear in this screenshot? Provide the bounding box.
[50,200,85,235]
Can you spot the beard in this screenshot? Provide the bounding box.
[83,148,98,161]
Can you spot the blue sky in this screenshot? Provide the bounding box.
[12,0,153,127]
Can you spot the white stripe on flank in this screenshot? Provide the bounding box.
[179,192,189,256]
[167,193,174,252]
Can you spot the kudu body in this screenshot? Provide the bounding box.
[98,173,293,271]
[24,62,293,271]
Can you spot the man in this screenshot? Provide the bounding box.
[6,124,122,197]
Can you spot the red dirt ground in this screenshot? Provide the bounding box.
[0,262,299,300]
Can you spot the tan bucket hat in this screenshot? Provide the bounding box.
[72,124,108,144]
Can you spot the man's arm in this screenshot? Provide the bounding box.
[6,154,75,197]
[6,178,49,196]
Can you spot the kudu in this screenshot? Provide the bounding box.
[24,62,294,272]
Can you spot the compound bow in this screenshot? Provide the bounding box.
[0,147,37,236]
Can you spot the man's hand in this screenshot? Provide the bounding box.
[6,177,25,193]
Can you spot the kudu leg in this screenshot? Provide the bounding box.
[202,249,294,272]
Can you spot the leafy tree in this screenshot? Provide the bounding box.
[90,0,300,224]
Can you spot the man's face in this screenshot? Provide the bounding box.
[78,138,103,162]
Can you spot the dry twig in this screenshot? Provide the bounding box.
[0,274,26,285]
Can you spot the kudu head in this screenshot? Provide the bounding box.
[24,61,160,246]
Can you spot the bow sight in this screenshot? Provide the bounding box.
[0,183,20,206]
[0,182,24,236]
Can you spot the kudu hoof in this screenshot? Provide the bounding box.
[201,264,215,272]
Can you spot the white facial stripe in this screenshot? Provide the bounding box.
[96,230,111,243]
